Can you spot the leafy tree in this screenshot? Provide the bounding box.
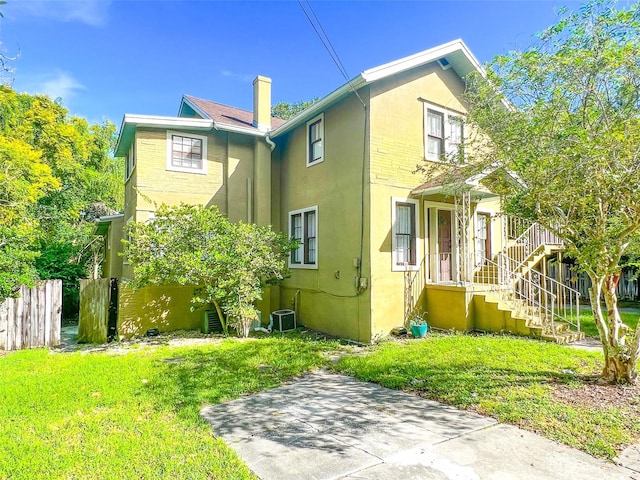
[271,98,318,120]
[0,87,123,312]
[452,0,640,383]
[124,204,295,337]
[0,134,59,298]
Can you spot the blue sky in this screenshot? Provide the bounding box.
[2,0,581,126]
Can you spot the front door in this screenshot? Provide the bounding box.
[475,213,491,265]
[437,210,453,281]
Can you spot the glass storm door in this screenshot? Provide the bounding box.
[437,210,453,281]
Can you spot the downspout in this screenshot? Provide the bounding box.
[265,134,276,151]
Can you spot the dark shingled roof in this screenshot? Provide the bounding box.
[184,95,286,130]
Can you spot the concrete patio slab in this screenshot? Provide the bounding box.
[617,444,640,474]
[201,371,636,480]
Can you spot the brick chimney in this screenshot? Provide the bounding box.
[253,75,272,131]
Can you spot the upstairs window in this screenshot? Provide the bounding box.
[424,104,465,162]
[447,115,464,161]
[426,110,444,160]
[125,141,136,180]
[166,131,208,174]
[289,206,318,268]
[306,113,324,166]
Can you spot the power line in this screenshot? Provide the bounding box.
[297,0,366,108]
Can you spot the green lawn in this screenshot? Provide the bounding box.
[0,335,339,480]
[578,307,640,337]
[1,331,639,479]
[333,333,640,459]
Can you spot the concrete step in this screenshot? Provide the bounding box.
[529,320,573,334]
[541,330,585,344]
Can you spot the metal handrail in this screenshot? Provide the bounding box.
[402,214,580,336]
[404,257,427,325]
[474,253,581,333]
[471,256,561,333]
[507,221,562,270]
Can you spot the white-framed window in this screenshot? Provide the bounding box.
[392,197,420,271]
[424,103,465,162]
[166,131,208,174]
[123,215,134,265]
[125,141,136,181]
[289,206,318,269]
[306,113,324,166]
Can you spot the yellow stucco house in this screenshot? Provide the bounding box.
[90,39,583,344]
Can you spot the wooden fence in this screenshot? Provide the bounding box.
[78,278,112,344]
[0,280,62,351]
[548,264,639,301]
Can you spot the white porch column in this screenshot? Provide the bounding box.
[454,190,472,284]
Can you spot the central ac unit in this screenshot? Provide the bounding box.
[271,309,296,332]
[202,309,224,334]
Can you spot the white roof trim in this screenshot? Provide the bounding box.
[271,39,484,138]
[271,76,366,137]
[180,96,211,119]
[97,213,125,222]
[213,121,267,137]
[362,39,484,82]
[114,114,213,156]
[121,114,212,129]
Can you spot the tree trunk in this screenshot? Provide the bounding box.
[598,273,638,384]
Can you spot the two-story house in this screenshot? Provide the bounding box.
[90,39,583,344]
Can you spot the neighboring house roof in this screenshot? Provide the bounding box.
[181,95,286,131]
[271,39,484,138]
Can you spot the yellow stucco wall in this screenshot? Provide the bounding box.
[276,91,372,342]
[423,285,474,331]
[113,126,276,334]
[227,133,254,223]
[133,127,227,216]
[471,294,535,336]
[368,62,470,337]
[117,283,202,338]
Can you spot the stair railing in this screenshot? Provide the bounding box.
[471,255,560,334]
[404,257,427,326]
[514,262,581,332]
[506,220,563,274]
[474,251,581,334]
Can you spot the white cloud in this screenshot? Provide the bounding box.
[19,71,85,104]
[8,0,111,26]
[221,70,254,83]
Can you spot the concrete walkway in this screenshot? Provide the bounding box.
[201,371,637,480]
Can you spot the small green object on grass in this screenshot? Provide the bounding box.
[408,308,428,338]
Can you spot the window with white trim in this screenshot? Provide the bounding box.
[125,142,136,180]
[166,131,208,174]
[424,103,465,162]
[392,197,419,271]
[289,206,318,268]
[306,113,324,166]
[123,215,134,265]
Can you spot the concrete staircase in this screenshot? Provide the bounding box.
[474,292,584,344]
[471,227,583,344]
